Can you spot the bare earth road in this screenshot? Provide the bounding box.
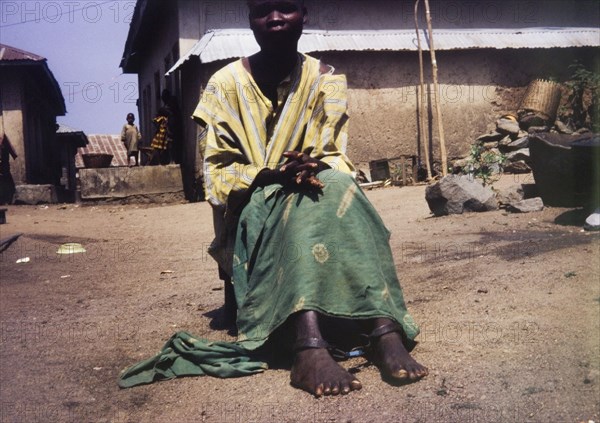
[1,176,599,423]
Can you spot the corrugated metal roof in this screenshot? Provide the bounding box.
[0,43,46,61]
[57,124,88,148]
[56,124,84,134]
[0,43,66,115]
[168,27,600,74]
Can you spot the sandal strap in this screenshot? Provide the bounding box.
[293,337,330,352]
[369,322,402,340]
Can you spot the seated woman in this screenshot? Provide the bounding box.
[119,0,427,397]
[193,0,428,396]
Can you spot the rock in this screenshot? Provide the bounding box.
[506,136,529,150]
[584,208,600,231]
[519,113,547,130]
[498,135,513,148]
[488,162,502,175]
[482,141,499,149]
[497,184,525,206]
[584,368,600,384]
[451,158,471,173]
[503,160,531,174]
[554,120,573,134]
[507,197,544,213]
[425,175,498,216]
[497,118,520,136]
[477,132,504,142]
[528,125,550,133]
[506,148,530,163]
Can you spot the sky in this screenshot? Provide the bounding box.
[0,0,138,135]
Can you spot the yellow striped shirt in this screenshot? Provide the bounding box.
[193,53,355,206]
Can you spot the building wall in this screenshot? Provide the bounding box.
[320,47,596,166]
[180,58,225,200]
[309,0,599,30]
[79,164,183,201]
[179,46,596,172]
[0,69,26,184]
[191,0,599,32]
[179,0,203,57]
[0,67,62,186]
[135,4,180,146]
[174,0,599,167]
[23,85,56,184]
[128,0,599,197]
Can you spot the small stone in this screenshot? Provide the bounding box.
[507,197,544,213]
[503,161,531,174]
[506,136,529,150]
[528,125,549,133]
[497,118,520,136]
[506,148,530,163]
[451,158,471,171]
[584,208,600,231]
[498,135,513,147]
[425,175,498,216]
[497,184,525,206]
[482,141,499,149]
[477,131,504,142]
[554,120,573,134]
[519,113,547,129]
[584,369,599,384]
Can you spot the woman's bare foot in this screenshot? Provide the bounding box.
[290,310,361,397]
[291,348,362,397]
[370,319,428,382]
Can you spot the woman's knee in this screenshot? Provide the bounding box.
[318,168,355,188]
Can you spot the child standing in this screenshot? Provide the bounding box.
[121,113,141,166]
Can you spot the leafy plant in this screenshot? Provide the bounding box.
[465,144,507,186]
[562,62,600,131]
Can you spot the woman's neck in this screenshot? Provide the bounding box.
[251,50,298,84]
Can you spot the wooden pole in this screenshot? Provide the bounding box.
[423,0,448,176]
[414,0,432,180]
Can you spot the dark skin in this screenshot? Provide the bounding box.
[124,114,139,166]
[246,0,428,397]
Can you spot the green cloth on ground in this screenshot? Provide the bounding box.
[118,169,419,388]
[118,332,267,388]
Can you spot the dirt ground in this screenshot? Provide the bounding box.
[1,175,599,423]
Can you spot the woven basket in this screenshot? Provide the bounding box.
[518,79,562,122]
[82,153,113,168]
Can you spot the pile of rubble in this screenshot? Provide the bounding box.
[424,173,545,217]
[426,78,597,223]
[452,114,591,176]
